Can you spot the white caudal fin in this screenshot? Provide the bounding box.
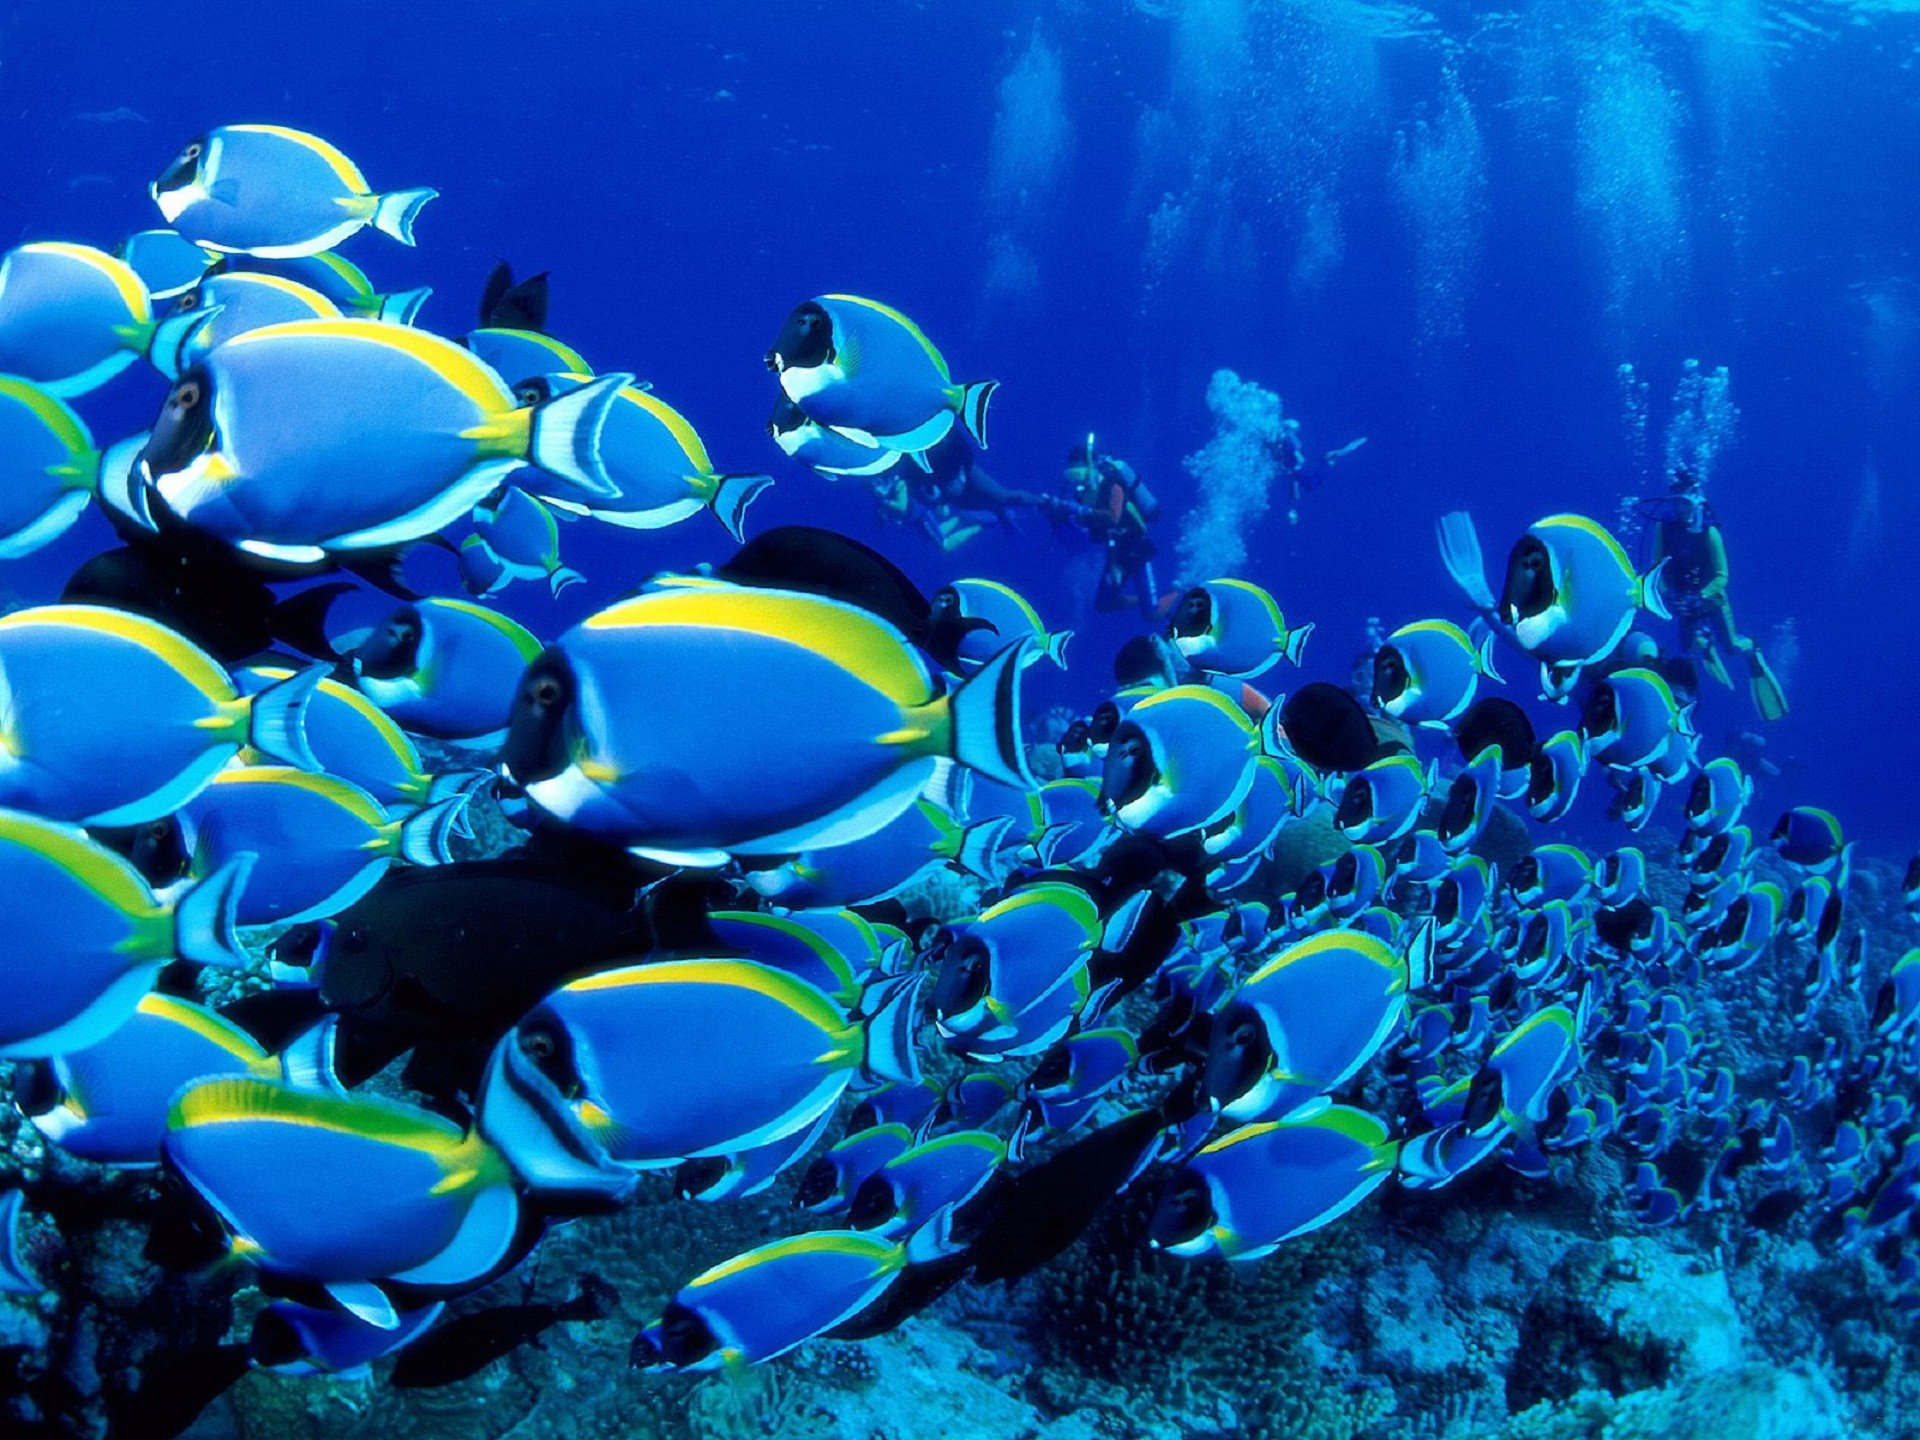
[529,372,631,499]
[370,188,438,246]
[174,853,256,969]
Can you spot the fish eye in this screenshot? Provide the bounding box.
[517,385,542,406]
[184,142,202,158]
[172,380,202,410]
[532,676,564,707]
[521,1027,557,1061]
[177,290,199,310]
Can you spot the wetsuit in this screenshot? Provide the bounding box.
[1065,457,1160,617]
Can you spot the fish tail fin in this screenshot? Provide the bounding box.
[549,565,586,597]
[954,380,998,448]
[1476,632,1505,684]
[906,448,934,474]
[375,286,432,326]
[903,1202,963,1261]
[946,640,1036,790]
[267,582,351,661]
[528,372,631,498]
[922,757,972,818]
[246,663,326,770]
[277,1016,347,1094]
[146,305,221,380]
[398,795,469,866]
[174,853,256,969]
[706,472,774,543]
[1044,628,1074,669]
[371,187,438,246]
[952,816,1013,881]
[1258,697,1292,761]
[1405,920,1437,991]
[1436,511,1497,613]
[1282,621,1315,667]
[859,972,927,1087]
[1637,557,1672,621]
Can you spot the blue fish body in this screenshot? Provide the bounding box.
[1525,729,1587,823]
[0,377,102,558]
[1103,686,1259,840]
[1376,619,1494,726]
[523,585,1033,861]
[1168,579,1312,681]
[1334,752,1430,845]
[164,1077,521,1308]
[120,229,216,302]
[858,1130,1004,1240]
[800,1123,917,1214]
[354,598,543,742]
[635,1230,911,1370]
[160,271,339,374]
[1166,1103,1397,1261]
[504,958,919,1168]
[946,578,1072,672]
[30,991,277,1165]
[0,242,154,396]
[0,810,249,1056]
[152,125,436,258]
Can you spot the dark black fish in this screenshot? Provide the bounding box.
[63,547,352,665]
[479,261,551,332]
[1454,696,1536,767]
[966,1108,1167,1285]
[104,1344,252,1440]
[1277,683,1379,772]
[391,1275,615,1388]
[307,850,660,1090]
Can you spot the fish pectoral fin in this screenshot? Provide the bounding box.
[326,1280,400,1331]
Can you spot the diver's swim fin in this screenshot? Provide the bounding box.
[1748,649,1788,722]
[1699,640,1733,689]
[1437,511,1497,613]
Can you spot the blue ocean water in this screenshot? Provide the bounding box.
[2,4,1920,1438]
[4,0,1913,847]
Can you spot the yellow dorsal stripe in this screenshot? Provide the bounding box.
[427,599,543,662]
[232,124,369,193]
[209,765,388,829]
[212,271,340,316]
[0,604,231,705]
[614,386,714,473]
[824,295,950,378]
[252,667,422,777]
[0,376,93,456]
[1393,619,1474,650]
[26,242,149,322]
[0,809,156,921]
[586,587,932,708]
[169,1077,469,1163]
[227,319,510,414]
[136,992,271,1064]
[1537,514,1633,576]
[1246,929,1400,990]
[564,959,850,1038]
[688,1231,898,1289]
[311,251,375,300]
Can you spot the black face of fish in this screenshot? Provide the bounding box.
[1088,701,1122,745]
[1334,777,1374,832]
[767,396,808,439]
[1456,698,1536,767]
[1371,646,1409,708]
[1522,913,1549,958]
[1816,893,1844,949]
[1527,750,1557,806]
[1439,774,1478,841]
[1698,834,1731,874]
[1580,685,1618,740]
[1687,772,1713,818]
[848,1176,901,1231]
[766,302,832,373]
[1510,856,1540,897]
[634,1303,719,1370]
[1331,850,1359,897]
[674,1156,729,1201]
[355,605,423,680]
[1434,878,1462,927]
[1027,1047,1073,1096]
[1500,535,1554,624]
[514,1008,581,1098]
[794,1157,840,1209]
[1461,1066,1505,1135]
[1202,1003,1271,1110]
[1906,856,1920,895]
[1873,981,1897,1034]
[91,817,190,889]
[1099,726,1157,814]
[501,648,577,787]
[140,366,217,482]
[1058,720,1092,758]
[932,936,992,1022]
[1147,1170,1214,1248]
[153,134,206,196]
[1168,588,1212,639]
[1594,900,1652,951]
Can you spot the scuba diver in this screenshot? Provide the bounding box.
[868,430,1051,551]
[1639,467,1787,721]
[1053,436,1163,618]
[1280,420,1368,525]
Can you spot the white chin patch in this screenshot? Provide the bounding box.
[525,764,604,824]
[1513,605,1564,653]
[153,183,204,224]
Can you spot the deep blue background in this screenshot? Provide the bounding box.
[3,1,1914,851]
